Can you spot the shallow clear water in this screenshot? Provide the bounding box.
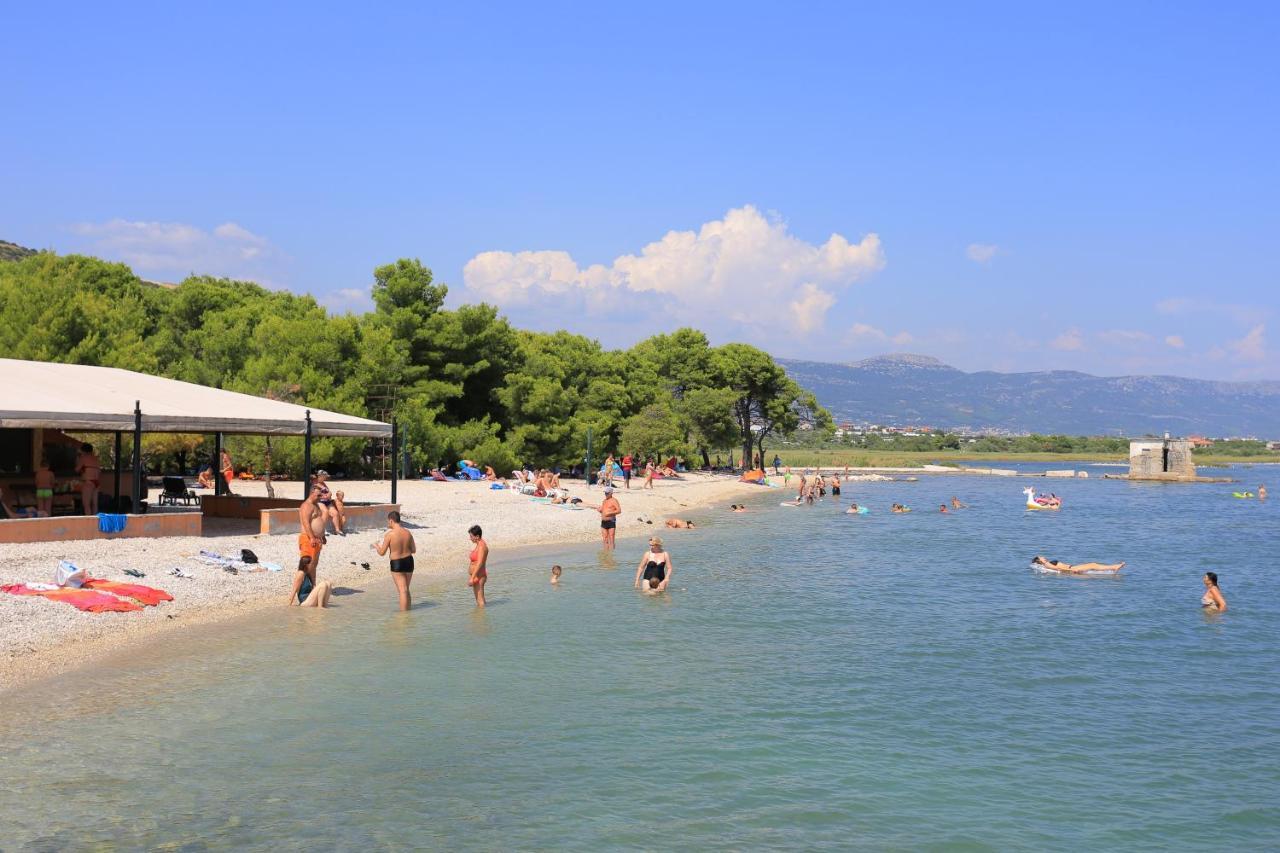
[3,467,1279,850]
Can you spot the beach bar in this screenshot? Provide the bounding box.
[0,358,395,542]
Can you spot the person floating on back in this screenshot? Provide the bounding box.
[1031,556,1124,575]
[374,510,416,611]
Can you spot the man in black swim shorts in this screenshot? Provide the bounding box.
[595,486,621,550]
[374,510,417,610]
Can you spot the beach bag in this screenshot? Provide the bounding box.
[240,549,259,564]
[56,560,87,588]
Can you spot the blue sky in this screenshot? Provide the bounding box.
[3,2,1277,380]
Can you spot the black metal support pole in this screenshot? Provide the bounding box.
[213,432,223,497]
[113,431,122,507]
[131,401,143,511]
[586,427,593,488]
[302,410,313,499]
[390,419,399,504]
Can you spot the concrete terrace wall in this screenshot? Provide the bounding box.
[0,512,201,544]
[259,503,400,535]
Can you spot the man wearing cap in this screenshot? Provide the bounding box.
[594,486,621,549]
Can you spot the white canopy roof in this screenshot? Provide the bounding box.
[0,359,391,438]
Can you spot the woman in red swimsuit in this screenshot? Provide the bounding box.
[467,524,488,607]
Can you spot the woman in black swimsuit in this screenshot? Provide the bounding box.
[633,536,674,593]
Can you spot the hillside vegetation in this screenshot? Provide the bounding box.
[0,251,824,476]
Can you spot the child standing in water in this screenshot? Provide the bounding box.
[550,565,562,585]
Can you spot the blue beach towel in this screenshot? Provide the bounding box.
[97,513,127,533]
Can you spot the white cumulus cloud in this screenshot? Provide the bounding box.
[1228,324,1266,362]
[463,205,885,334]
[1050,328,1084,351]
[68,218,282,283]
[965,243,999,263]
[844,322,914,347]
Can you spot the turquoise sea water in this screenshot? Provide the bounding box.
[3,465,1279,850]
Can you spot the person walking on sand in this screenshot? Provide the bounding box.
[289,486,332,607]
[594,486,621,549]
[773,454,781,475]
[75,443,101,515]
[643,460,655,490]
[467,524,488,607]
[374,510,416,611]
[622,453,633,489]
[634,536,674,593]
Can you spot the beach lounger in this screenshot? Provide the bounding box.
[158,476,198,507]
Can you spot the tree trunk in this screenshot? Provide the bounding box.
[264,437,275,499]
[700,447,711,469]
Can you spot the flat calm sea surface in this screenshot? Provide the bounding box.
[3,465,1279,850]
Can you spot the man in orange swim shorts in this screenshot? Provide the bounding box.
[289,487,330,606]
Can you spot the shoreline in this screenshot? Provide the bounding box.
[0,475,754,693]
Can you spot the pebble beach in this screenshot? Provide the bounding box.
[0,474,753,692]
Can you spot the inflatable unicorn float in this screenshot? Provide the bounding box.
[1023,486,1062,511]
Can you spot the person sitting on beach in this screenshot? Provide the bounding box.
[34,457,56,516]
[950,496,967,509]
[634,536,673,593]
[1201,572,1227,611]
[483,465,498,481]
[1031,556,1125,574]
[75,442,102,515]
[312,470,345,536]
[197,465,216,489]
[290,487,332,607]
[333,491,348,531]
[467,524,488,607]
[665,518,695,529]
[0,485,45,519]
[373,510,416,611]
[550,564,562,585]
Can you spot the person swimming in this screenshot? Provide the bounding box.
[1201,572,1227,611]
[550,564,562,585]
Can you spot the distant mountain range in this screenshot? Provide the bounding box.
[780,354,1280,438]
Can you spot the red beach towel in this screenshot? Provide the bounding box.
[82,578,174,606]
[0,583,143,613]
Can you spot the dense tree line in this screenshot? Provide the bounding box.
[0,252,827,476]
